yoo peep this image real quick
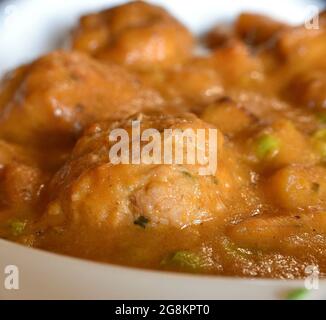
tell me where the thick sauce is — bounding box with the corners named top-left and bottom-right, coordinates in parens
top-left (1, 1), bottom-right (326, 278)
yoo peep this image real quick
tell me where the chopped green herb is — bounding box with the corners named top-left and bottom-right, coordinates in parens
top-left (9, 219), bottom-right (27, 236)
top-left (134, 216), bottom-right (149, 228)
top-left (312, 129), bottom-right (326, 160)
top-left (286, 288), bottom-right (309, 300)
top-left (161, 250), bottom-right (204, 272)
top-left (254, 134), bottom-right (280, 160)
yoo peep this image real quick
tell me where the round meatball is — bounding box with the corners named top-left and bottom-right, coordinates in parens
top-left (71, 1), bottom-right (194, 70)
top-left (44, 113), bottom-right (229, 230)
top-left (0, 51), bottom-right (163, 147)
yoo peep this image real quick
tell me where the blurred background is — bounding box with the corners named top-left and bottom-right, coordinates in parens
top-left (0, 0), bottom-right (325, 74)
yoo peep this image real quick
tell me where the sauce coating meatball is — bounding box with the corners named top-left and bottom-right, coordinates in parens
top-left (0, 51), bottom-right (163, 147)
top-left (44, 113), bottom-right (233, 230)
top-left (2, 3), bottom-right (326, 278)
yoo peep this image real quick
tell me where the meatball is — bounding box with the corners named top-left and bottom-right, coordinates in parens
top-left (44, 113), bottom-right (229, 230)
top-left (0, 51), bottom-right (163, 147)
top-left (71, 1), bottom-right (194, 70)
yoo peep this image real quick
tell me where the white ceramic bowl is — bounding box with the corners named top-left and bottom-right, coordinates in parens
top-left (0, 0), bottom-right (325, 300)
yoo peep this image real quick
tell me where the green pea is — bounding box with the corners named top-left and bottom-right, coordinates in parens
top-left (254, 134), bottom-right (280, 160)
top-left (286, 288), bottom-right (309, 300)
top-left (161, 250), bottom-right (204, 272)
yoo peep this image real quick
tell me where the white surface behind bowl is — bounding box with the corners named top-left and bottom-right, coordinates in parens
top-left (0, 0), bottom-right (325, 299)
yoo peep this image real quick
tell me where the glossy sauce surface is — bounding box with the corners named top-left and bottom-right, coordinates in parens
top-left (1, 1), bottom-right (326, 278)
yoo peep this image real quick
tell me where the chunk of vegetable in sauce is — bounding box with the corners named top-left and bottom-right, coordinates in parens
top-left (266, 165), bottom-right (326, 209)
top-left (251, 120), bottom-right (316, 169)
top-left (161, 251), bottom-right (204, 272)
